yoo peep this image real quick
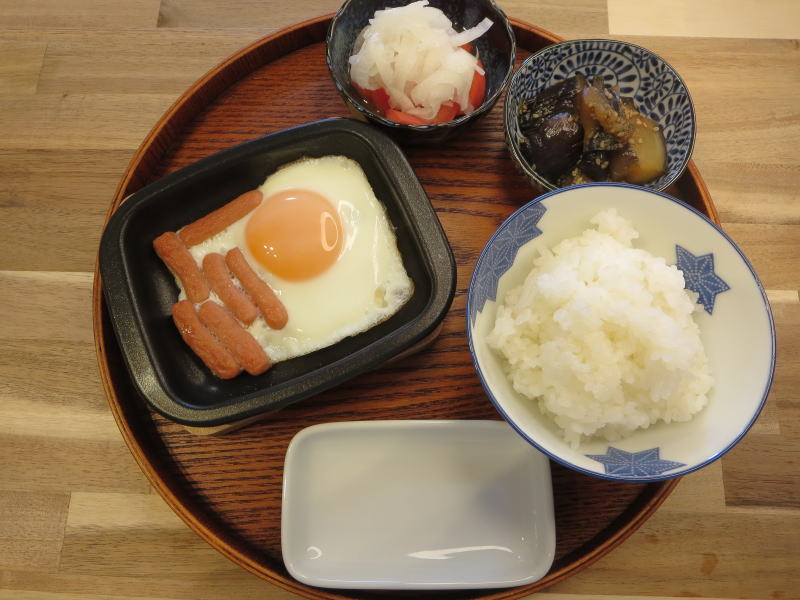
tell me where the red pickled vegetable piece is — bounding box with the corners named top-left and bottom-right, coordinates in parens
top-left (385, 109), bottom-right (430, 125)
top-left (352, 82), bottom-right (374, 105)
top-left (432, 101), bottom-right (459, 123)
top-left (468, 59), bottom-right (486, 112)
top-left (353, 82), bottom-right (391, 114)
top-left (371, 87), bottom-right (391, 113)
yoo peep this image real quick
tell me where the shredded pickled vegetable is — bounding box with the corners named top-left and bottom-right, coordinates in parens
top-left (348, 1), bottom-right (492, 121)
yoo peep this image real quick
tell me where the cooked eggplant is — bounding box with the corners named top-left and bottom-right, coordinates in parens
top-left (609, 113), bottom-right (667, 184)
top-left (517, 74), bottom-right (667, 187)
top-left (521, 111), bottom-right (583, 180)
top-left (558, 167), bottom-right (593, 187)
top-left (518, 75), bottom-right (585, 134)
top-left (576, 76), bottom-right (602, 147)
top-left (585, 129), bottom-right (623, 152)
top-left (579, 83), bottom-right (632, 142)
top-left (577, 150), bottom-right (611, 181)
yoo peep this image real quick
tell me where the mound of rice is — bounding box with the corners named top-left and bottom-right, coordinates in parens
top-left (486, 208), bottom-right (713, 447)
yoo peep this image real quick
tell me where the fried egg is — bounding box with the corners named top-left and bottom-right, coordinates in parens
top-left (184, 155), bottom-right (414, 363)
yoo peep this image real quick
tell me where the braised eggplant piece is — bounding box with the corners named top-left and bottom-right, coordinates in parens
top-left (578, 83), bottom-right (631, 142)
top-left (577, 150), bottom-right (611, 181)
top-left (609, 113), bottom-right (667, 184)
top-left (558, 167), bottom-right (593, 187)
top-left (520, 111), bottom-right (582, 180)
top-left (585, 130), bottom-right (623, 153)
top-left (518, 74), bottom-right (585, 133)
top-left (519, 75), bottom-right (585, 180)
top-left (517, 74), bottom-right (667, 186)
top-left (519, 75), bottom-right (586, 179)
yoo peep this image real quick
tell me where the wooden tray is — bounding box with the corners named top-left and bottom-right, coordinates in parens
top-left (93, 15), bottom-right (718, 599)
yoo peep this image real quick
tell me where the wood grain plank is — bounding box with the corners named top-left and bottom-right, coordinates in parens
top-left (58, 529), bottom-right (259, 579)
top-left (0, 270), bottom-right (148, 490)
top-left (153, 0), bottom-right (609, 38)
top-left (66, 492), bottom-right (188, 530)
top-left (722, 224), bottom-right (800, 291)
top-left (0, 342), bottom-right (121, 442)
top-left (604, 37), bottom-right (800, 227)
top-left (156, 0), bottom-right (346, 29)
top-left (608, 0), bottom-right (800, 39)
top-left (0, 150), bottom-right (134, 271)
top-left (0, 40), bottom-right (46, 93)
top-left (0, 0), bottom-right (160, 29)
top-left (658, 462), bottom-right (726, 513)
top-left (0, 272), bottom-right (93, 342)
top-left (747, 394), bottom-right (781, 436)
top-left (0, 570), bottom-right (295, 600)
top-left (548, 510), bottom-right (800, 598)
top-left (35, 31), bottom-right (261, 95)
top-left (703, 165), bottom-right (800, 227)
top-left (722, 434), bottom-right (800, 508)
top-left (0, 592), bottom-right (181, 600)
top-left (0, 270), bottom-right (128, 441)
top-left (767, 290), bottom-right (800, 304)
top-left (722, 299), bottom-right (800, 508)
top-left (0, 434), bottom-right (151, 495)
top-left (0, 592), bottom-right (178, 600)
top-left (0, 94), bottom-right (177, 151)
top-left (0, 492), bottom-right (69, 571)
top-left (502, 0), bottom-right (608, 38)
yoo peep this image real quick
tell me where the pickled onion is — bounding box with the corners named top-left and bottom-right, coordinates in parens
top-left (348, 1), bottom-right (492, 121)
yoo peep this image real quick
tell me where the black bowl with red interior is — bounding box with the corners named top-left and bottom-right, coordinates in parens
top-left (326, 0), bottom-right (516, 144)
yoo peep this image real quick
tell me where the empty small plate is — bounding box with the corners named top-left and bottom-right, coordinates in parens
top-left (281, 420), bottom-right (555, 589)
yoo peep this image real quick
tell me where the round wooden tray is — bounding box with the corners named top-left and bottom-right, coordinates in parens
top-left (93, 15), bottom-right (718, 599)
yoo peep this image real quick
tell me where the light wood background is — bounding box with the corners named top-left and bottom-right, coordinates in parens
top-left (1, 1), bottom-right (798, 600)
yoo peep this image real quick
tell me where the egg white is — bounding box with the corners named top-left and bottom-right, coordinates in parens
top-left (182, 155), bottom-right (414, 364)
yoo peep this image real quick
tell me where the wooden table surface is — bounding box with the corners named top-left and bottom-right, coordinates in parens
top-left (1, 1), bottom-right (798, 599)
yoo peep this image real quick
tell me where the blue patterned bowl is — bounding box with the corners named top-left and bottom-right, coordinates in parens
top-left (326, 0), bottom-right (515, 144)
top-left (504, 39), bottom-right (696, 192)
top-left (467, 184), bottom-right (775, 482)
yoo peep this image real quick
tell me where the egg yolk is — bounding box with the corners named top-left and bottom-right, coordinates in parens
top-left (245, 189), bottom-right (343, 281)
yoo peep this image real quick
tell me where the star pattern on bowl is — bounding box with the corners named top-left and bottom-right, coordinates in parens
top-left (469, 203), bottom-right (547, 324)
top-left (675, 245), bottom-right (730, 315)
top-left (586, 446), bottom-right (685, 477)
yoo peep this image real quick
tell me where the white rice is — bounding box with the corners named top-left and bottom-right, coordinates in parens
top-left (486, 209), bottom-right (713, 447)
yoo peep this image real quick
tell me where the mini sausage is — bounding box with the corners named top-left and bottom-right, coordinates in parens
top-left (171, 300), bottom-right (242, 379)
top-left (178, 189), bottom-right (263, 247)
top-left (153, 232), bottom-right (210, 303)
top-left (202, 252), bottom-right (259, 325)
top-left (198, 301), bottom-right (271, 376)
top-left (225, 247), bottom-right (288, 330)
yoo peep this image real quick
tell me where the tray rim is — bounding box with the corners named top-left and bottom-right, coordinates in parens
top-left (90, 13), bottom-right (711, 599)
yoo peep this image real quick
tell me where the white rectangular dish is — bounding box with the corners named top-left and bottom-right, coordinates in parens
top-left (281, 420), bottom-right (555, 589)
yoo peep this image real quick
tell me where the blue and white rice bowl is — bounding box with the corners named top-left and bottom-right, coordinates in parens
top-left (467, 184), bottom-right (775, 481)
top-left (504, 39), bottom-right (696, 192)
